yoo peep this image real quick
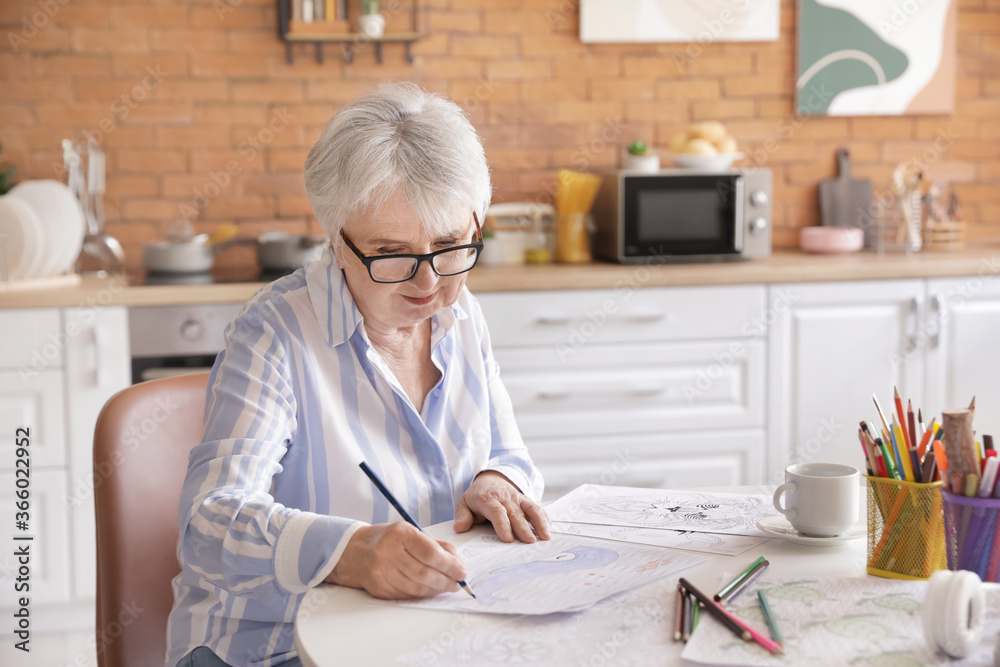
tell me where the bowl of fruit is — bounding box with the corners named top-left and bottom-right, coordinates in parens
top-left (667, 121), bottom-right (743, 171)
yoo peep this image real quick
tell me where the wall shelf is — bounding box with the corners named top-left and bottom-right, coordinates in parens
top-left (276, 1), bottom-right (423, 65)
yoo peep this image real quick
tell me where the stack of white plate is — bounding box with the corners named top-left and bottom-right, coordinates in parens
top-left (0, 180), bottom-right (86, 281)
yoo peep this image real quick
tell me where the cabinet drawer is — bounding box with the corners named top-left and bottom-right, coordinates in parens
top-left (0, 370), bottom-right (65, 468)
top-left (530, 430), bottom-right (764, 503)
top-left (497, 340), bottom-right (764, 438)
top-left (0, 469), bottom-right (71, 605)
top-left (477, 285), bottom-right (765, 348)
top-left (0, 309), bottom-right (63, 369)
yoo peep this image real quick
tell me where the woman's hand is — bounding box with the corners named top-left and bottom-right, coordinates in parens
top-left (453, 471), bottom-right (552, 543)
top-left (325, 523), bottom-right (468, 599)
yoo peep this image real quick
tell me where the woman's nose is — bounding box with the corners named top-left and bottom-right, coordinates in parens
top-left (410, 258), bottom-right (439, 290)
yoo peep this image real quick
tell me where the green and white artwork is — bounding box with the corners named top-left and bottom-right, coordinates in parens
top-left (797, 0), bottom-right (956, 116)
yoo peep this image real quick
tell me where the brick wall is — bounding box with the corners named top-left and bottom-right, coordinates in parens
top-left (1, 0), bottom-right (998, 270)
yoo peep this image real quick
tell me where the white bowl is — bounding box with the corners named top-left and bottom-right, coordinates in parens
top-left (800, 227), bottom-right (864, 254)
top-left (666, 152), bottom-right (744, 171)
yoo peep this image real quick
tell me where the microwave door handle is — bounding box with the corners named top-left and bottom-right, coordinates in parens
top-left (733, 176), bottom-right (746, 252)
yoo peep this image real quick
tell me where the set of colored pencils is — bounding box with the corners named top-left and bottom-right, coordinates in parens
top-left (674, 556), bottom-right (783, 654)
top-left (858, 388), bottom-right (945, 484)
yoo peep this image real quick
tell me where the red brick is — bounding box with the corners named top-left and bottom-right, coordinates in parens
top-left (190, 149), bottom-right (266, 173)
top-left (231, 81), bottom-right (305, 103)
top-left (151, 29), bottom-right (230, 52)
top-left (111, 7), bottom-right (187, 28)
top-left (428, 11), bottom-right (481, 32)
top-left (72, 29), bottom-right (148, 53)
top-left (157, 127), bottom-right (232, 148)
top-left (268, 148), bottom-right (310, 171)
top-left (33, 54), bottom-right (112, 77)
top-left (520, 80), bottom-right (585, 102)
top-left (116, 149), bottom-right (187, 173)
top-left (691, 99), bottom-right (755, 120)
top-left (487, 60), bottom-right (551, 79)
top-left (189, 7), bottom-right (267, 28)
top-left (591, 79), bottom-right (655, 101)
top-left (277, 194), bottom-right (314, 216)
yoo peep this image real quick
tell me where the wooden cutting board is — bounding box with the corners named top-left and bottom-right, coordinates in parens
top-left (819, 148), bottom-right (875, 248)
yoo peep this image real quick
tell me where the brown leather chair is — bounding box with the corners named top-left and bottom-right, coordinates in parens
top-left (93, 373), bottom-right (209, 667)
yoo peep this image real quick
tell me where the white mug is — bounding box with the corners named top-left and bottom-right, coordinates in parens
top-left (773, 462), bottom-right (860, 537)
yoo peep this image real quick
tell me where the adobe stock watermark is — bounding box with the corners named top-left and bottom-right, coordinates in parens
top-left (889, 255), bottom-right (1000, 368)
top-left (672, 0), bottom-right (752, 71)
top-left (7, 0), bottom-right (69, 53)
top-left (17, 275), bottom-right (128, 383)
top-left (682, 288), bottom-right (796, 401)
top-left (555, 249), bottom-right (672, 362)
top-left (178, 107), bottom-right (294, 219)
top-left (51, 67), bottom-right (168, 178)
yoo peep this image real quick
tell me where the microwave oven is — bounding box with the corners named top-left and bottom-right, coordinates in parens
top-left (591, 168), bottom-right (772, 263)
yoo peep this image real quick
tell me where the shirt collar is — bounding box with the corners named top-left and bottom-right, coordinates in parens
top-left (306, 247), bottom-right (469, 349)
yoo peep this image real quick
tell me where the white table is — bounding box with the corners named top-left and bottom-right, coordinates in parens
top-left (294, 486), bottom-right (872, 666)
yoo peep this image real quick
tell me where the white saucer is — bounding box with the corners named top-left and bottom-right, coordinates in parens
top-left (756, 515), bottom-right (865, 547)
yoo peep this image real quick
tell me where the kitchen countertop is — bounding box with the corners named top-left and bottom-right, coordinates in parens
top-left (2, 246), bottom-right (999, 309)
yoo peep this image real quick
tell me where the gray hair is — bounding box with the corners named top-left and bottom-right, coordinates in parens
top-left (304, 82), bottom-right (492, 243)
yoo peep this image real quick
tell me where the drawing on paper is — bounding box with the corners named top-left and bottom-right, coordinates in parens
top-left (547, 485), bottom-right (777, 536)
top-left (551, 522), bottom-right (770, 557)
top-left (476, 546), bottom-right (619, 605)
top-left (397, 534), bottom-right (707, 616)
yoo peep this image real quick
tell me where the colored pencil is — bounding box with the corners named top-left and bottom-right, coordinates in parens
top-left (917, 418), bottom-right (936, 460)
top-left (673, 584), bottom-right (685, 641)
top-left (918, 408), bottom-right (925, 440)
top-left (721, 559), bottom-right (770, 605)
top-left (714, 556), bottom-right (766, 602)
top-left (894, 387), bottom-right (912, 453)
top-left (872, 393), bottom-right (893, 442)
top-left (757, 590), bottom-right (783, 645)
top-left (358, 462), bottom-right (476, 599)
top-left (680, 578), bottom-right (784, 655)
top-left (907, 401), bottom-right (917, 460)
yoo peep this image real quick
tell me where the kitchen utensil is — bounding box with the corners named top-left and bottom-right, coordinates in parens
top-left (8, 180), bottom-right (86, 277)
top-left (800, 226), bottom-right (864, 254)
top-left (142, 235), bottom-right (253, 274)
top-left (0, 195), bottom-right (44, 281)
top-left (666, 152), bottom-right (743, 171)
top-left (819, 148), bottom-right (874, 248)
top-left (257, 232), bottom-right (326, 272)
top-left (63, 139), bottom-right (125, 272)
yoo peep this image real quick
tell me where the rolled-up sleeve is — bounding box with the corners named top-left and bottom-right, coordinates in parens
top-left (178, 304), bottom-right (363, 599)
top-left (473, 300), bottom-right (545, 502)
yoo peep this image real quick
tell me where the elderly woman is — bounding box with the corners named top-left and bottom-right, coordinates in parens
top-left (165, 82), bottom-right (550, 667)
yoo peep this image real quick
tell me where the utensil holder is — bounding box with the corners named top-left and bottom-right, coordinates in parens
top-left (866, 476), bottom-right (946, 580)
top-left (942, 491), bottom-right (1000, 583)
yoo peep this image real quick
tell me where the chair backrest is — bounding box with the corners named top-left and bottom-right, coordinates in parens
top-left (93, 373), bottom-right (209, 667)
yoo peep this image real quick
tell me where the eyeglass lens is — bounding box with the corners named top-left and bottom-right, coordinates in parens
top-left (369, 246), bottom-right (478, 282)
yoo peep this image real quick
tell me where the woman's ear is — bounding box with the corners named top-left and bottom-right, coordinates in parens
top-left (332, 238), bottom-right (348, 270)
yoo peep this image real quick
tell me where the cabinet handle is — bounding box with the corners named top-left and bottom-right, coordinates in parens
top-left (907, 297), bottom-right (921, 350)
top-left (628, 311), bottom-right (667, 322)
top-left (537, 384), bottom-right (667, 400)
top-left (93, 326), bottom-right (105, 387)
top-left (535, 314), bottom-right (571, 325)
top-left (931, 294), bottom-right (944, 349)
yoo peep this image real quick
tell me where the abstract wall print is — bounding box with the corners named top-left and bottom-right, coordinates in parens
top-left (797, 0), bottom-right (957, 116)
top-left (580, 0), bottom-right (780, 43)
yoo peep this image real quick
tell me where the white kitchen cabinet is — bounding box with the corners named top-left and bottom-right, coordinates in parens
top-left (478, 285), bottom-right (769, 495)
top-left (64, 306), bottom-right (131, 601)
top-left (766, 280), bottom-right (925, 479)
top-left (0, 469), bottom-right (72, 605)
top-left (0, 306), bottom-right (130, 632)
top-left (925, 276), bottom-right (1000, 439)
top-left (530, 429), bottom-right (765, 503)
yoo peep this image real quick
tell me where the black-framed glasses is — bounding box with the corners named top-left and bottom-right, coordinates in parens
top-left (340, 212), bottom-right (484, 284)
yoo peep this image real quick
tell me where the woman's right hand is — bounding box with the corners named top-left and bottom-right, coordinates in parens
top-left (324, 523), bottom-right (468, 599)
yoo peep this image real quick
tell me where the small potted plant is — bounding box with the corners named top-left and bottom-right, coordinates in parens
top-left (0, 143), bottom-right (17, 195)
top-left (623, 140), bottom-right (660, 173)
top-left (358, 0), bottom-right (385, 38)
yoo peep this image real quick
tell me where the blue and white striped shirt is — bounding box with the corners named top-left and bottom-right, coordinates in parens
top-left (164, 249), bottom-right (544, 667)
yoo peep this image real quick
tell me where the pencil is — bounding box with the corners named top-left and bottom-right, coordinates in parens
top-left (714, 556), bottom-right (766, 602)
top-left (720, 558), bottom-right (769, 605)
top-left (358, 462), bottom-right (476, 599)
top-left (907, 401), bottom-right (917, 459)
top-left (673, 584), bottom-right (685, 641)
top-left (894, 387), bottom-right (912, 453)
top-left (680, 578), bottom-right (784, 655)
top-left (757, 589), bottom-right (783, 645)
top-left (872, 393), bottom-right (893, 441)
top-left (682, 589), bottom-right (693, 641)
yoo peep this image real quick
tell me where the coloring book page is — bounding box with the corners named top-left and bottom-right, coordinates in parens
top-left (683, 577), bottom-right (1000, 666)
top-left (550, 521), bottom-right (771, 556)
top-left (546, 484), bottom-right (778, 537)
top-left (396, 534), bottom-right (706, 615)
top-left (397, 580), bottom-right (683, 667)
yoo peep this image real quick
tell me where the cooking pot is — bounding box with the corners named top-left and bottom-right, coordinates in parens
top-left (258, 232), bottom-right (326, 273)
top-left (142, 233), bottom-right (328, 275)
